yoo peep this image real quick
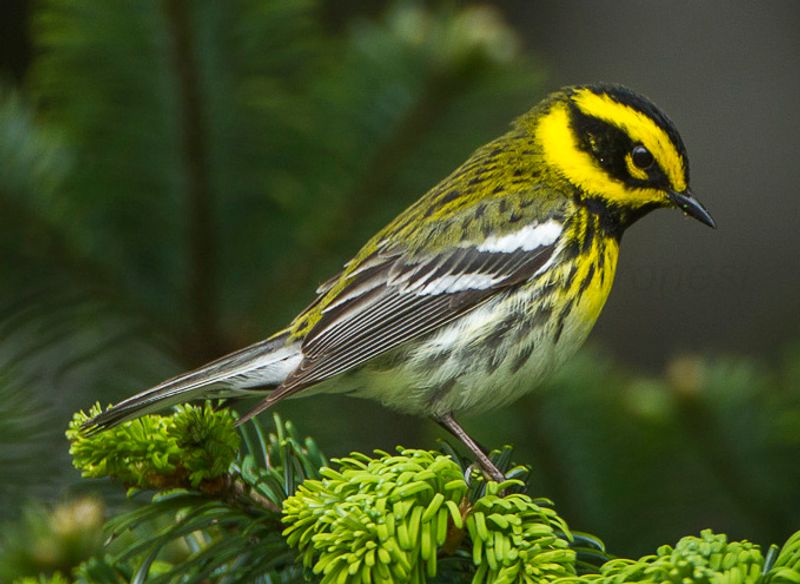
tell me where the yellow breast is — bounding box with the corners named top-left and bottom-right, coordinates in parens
top-left (575, 237), bottom-right (619, 325)
top-left (547, 211), bottom-right (620, 342)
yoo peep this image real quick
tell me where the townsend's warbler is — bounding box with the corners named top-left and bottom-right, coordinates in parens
top-left (84, 84), bottom-right (715, 481)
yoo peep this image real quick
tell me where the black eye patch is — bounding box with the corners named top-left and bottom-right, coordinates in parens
top-left (569, 104), bottom-right (634, 181)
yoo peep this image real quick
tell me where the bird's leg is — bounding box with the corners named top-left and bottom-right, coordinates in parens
top-left (435, 413), bottom-right (506, 483)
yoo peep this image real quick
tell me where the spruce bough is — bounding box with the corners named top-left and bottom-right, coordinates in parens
top-left (63, 405), bottom-right (800, 584)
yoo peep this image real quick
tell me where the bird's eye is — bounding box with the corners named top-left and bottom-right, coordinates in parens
top-left (631, 145), bottom-right (654, 170)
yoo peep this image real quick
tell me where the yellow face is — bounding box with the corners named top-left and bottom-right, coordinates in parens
top-left (534, 85), bottom-right (712, 227)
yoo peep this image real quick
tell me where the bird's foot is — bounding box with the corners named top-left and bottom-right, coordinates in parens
top-left (475, 457), bottom-right (507, 484)
top-left (435, 413), bottom-right (507, 485)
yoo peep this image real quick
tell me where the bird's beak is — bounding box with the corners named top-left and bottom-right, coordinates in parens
top-left (668, 189), bottom-right (716, 228)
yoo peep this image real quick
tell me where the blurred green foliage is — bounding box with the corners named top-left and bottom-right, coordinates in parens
top-left (498, 348), bottom-right (800, 553)
top-left (0, 497), bottom-right (104, 583)
top-left (0, 0), bottom-right (798, 581)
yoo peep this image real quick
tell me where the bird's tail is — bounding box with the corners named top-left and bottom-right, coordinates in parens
top-left (82, 333), bottom-right (302, 433)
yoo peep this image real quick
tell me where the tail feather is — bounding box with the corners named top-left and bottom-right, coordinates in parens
top-left (235, 373), bottom-right (309, 426)
top-left (82, 334), bottom-right (302, 433)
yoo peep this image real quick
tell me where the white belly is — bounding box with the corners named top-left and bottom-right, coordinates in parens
top-left (318, 286), bottom-right (594, 417)
top-left (311, 237), bottom-right (619, 417)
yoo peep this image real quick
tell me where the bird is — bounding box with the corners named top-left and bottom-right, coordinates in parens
top-left (83, 83), bottom-right (715, 482)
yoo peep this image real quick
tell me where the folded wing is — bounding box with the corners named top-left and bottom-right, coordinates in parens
top-left (239, 218), bottom-right (563, 421)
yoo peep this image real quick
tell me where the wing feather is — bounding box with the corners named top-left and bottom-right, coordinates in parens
top-left (236, 218), bottom-right (565, 423)
top-left (288, 229), bottom-right (561, 392)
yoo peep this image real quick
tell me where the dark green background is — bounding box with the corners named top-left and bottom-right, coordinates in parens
top-left (1, 0), bottom-right (798, 567)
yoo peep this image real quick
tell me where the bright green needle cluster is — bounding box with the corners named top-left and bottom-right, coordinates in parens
top-left (572, 529), bottom-right (765, 584)
top-left (67, 403), bottom-right (240, 490)
top-left (467, 481), bottom-right (574, 583)
top-left (282, 448), bottom-right (575, 584)
top-left (283, 449), bottom-right (466, 583)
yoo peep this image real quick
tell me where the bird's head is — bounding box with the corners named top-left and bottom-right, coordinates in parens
top-left (530, 83), bottom-right (715, 229)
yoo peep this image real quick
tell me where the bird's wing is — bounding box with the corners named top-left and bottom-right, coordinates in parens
top-left (243, 217), bottom-right (564, 416)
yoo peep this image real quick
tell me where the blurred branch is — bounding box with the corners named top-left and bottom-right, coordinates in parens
top-left (326, 67), bottom-right (472, 246)
top-left (274, 5), bottom-right (525, 301)
top-left (272, 67), bottom-right (467, 298)
top-left (162, 0), bottom-right (222, 362)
